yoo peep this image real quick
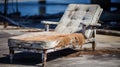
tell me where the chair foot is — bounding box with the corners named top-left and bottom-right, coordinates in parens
top-left (9, 49), bottom-right (14, 63)
top-left (42, 50), bottom-right (47, 67)
top-left (92, 42), bottom-right (96, 51)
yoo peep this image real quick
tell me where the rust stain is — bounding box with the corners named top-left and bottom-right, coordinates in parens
top-left (55, 33), bottom-right (85, 48)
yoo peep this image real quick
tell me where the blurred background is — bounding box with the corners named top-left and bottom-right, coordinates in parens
top-left (0, 0), bottom-right (120, 30)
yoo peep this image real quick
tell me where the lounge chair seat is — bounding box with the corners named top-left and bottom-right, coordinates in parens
top-left (9, 32), bottom-right (84, 50)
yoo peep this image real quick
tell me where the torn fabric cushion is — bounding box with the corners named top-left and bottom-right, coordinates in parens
top-left (8, 32), bottom-right (85, 49)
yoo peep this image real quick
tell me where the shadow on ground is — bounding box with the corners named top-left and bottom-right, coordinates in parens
top-left (0, 48), bottom-right (78, 66)
top-left (0, 48), bottom-right (120, 67)
top-left (87, 53), bottom-right (120, 61)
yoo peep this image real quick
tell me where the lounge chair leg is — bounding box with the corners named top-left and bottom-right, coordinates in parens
top-left (9, 49), bottom-right (14, 63)
top-left (92, 41), bottom-right (96, 51)
top-left (45, 24), bottom-right (49, 31)
top-left (92, 29), bottom-right (96, 51)
top-left (42, 49), bottom-right (47, 67)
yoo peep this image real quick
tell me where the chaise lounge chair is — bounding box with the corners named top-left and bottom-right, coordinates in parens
top-left (8, 4), bottom-right (103, 67)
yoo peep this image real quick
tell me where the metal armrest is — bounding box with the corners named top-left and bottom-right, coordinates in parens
top-left (41, 21), bottom-right (59, 25)
top-left (41, 21), bottom-right (59, 31)
top-left (90, 23), bottom-right (101, 27)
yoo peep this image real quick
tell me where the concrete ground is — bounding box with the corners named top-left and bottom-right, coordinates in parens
top-left (0, 26), bottom-right (120, 67)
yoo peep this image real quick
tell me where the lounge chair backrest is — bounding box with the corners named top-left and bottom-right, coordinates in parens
top-left (55, 4), bottom-right (103, 38)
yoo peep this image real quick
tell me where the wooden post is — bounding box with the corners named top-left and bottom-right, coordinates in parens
top-left (4, 0), bottom-right (8, 15)
top-left (39, 0), bottom-right (46, 4)
top-left (3, 0), bottom-right (8, 28)
top-left (16, 0), bottom-right (19, 12)
top-left (39, 0), bottom-right (46, 15)
top-left (3, 22), bottom-right (8, 28)
top-left (9, 49), bottom-right (14, 63)
top-left (92, 28), bottom-right (96, 51)
top-left (42, 49), bottom-right (47, 67)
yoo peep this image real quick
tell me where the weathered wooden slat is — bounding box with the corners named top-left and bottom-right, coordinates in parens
top-left (97, 29), bottom-right (120, 36)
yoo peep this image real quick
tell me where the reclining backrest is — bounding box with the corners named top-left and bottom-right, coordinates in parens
top-left (55, 4), bottom-right (103, 38)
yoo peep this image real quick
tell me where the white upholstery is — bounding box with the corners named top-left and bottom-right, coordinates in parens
top-left (55, 4), bottom-right (103, 38)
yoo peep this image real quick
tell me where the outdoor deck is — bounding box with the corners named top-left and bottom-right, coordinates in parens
top-left (0, 25), bottom-right (120, 67)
